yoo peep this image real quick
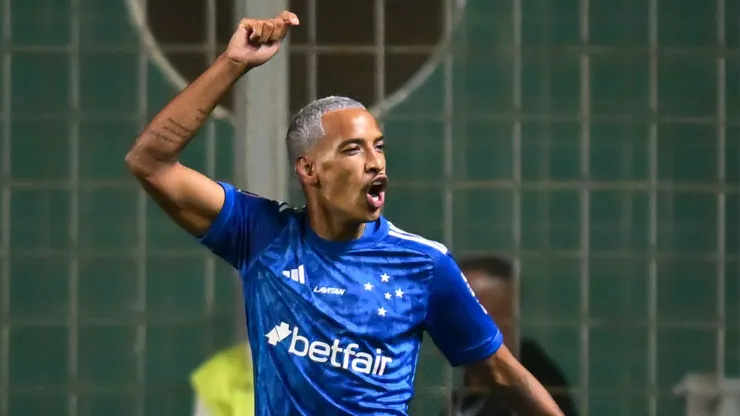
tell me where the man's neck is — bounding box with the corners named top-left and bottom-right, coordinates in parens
top-left (306, 203), bottom-right (366, 242)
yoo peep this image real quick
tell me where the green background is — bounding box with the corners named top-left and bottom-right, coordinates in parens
top-left (2, 0), bottom-right (739, 415)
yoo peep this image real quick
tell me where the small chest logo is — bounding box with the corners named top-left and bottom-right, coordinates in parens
top-left (313, 286), bottom-right (345, 296)
top-left (282, 265), bottom-right (305, 284)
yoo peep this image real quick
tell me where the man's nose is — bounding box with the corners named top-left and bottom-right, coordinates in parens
top-left (365, 149), bottom-right (385, 173)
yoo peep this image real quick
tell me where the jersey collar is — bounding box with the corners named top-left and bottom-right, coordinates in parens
top-left (304, 215), bottom-right (389, 253)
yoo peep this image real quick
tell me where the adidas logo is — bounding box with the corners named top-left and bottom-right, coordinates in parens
top-left (265, 322), bottom-right (291, 346)
top-left (282, 265), bottom-right (305, 284)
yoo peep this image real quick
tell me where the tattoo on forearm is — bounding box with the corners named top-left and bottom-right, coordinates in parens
top-left (143, 111), bottom-right (208, 144)
top-left (164, 117), bottom-right (196, 137)
top-left (129, 108), bottom-right (211, 163)
top-left (146, 128), bottom-right (179, 145)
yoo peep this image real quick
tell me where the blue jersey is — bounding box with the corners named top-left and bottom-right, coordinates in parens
top-left (198, 183), bottom-right (503, 416)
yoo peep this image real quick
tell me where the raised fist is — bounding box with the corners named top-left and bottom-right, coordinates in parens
top-left (226, 11), bottom-right (300, 69)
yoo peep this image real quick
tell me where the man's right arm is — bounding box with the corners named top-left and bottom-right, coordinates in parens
top-left (124, 54), bottom-right (246, 237)
top-left (125, 12), bottom-right (298, 239)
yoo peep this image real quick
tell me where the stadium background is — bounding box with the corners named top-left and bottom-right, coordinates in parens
top-left (1, 0), bottom-right (739, 415)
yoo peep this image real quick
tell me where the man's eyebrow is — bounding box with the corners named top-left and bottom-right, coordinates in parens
top-left (337, 138), bottom-right (365, 147)
top-left (337, 136), bottom-right (384, 147)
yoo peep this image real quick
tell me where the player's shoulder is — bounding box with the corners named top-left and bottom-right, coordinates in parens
top-left (383, 221), bottom-right (449, 261)
top-left (230, 186), bottom-right (300, 219)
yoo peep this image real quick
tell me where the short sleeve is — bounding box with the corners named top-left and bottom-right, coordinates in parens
top-left (424, 254), bottom-right (504, 367)
top-left (197, 182), bottom-right (282, 270)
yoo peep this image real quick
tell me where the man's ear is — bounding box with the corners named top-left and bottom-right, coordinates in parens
top-left (296, 156), bottom-right (317, 185)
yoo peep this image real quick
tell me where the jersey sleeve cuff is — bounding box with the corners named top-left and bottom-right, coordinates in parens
top-left (197, 181), bottom-right (236, 247)
top-left (447, 330), bottom-right (504, 367)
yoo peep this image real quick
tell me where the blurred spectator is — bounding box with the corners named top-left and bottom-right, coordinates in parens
top-left (191, 341), bottom-right (255, 416)
top-left (443, 256), bottom-right (579, 416)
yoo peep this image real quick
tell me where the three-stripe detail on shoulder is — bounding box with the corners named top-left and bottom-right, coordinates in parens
top-left (387, 223), bottom-right (448, 254)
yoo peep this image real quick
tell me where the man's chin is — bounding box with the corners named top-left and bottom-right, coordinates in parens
top-left (360, 207), bottom-right (382, 223)
top-left (366, 212), bottom-right (382, 222)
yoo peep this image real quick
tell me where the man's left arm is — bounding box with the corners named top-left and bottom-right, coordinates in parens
top-left (424, 254), bottom-right (563, 416)
top-left (467, 344), bottom-right (564, 415)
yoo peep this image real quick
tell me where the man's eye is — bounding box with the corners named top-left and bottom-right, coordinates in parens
top-left (344, 146), bottom-right (360, 154)
top-left (375, 143), bottom-right (385, 151)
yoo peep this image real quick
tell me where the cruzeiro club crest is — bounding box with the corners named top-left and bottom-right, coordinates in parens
top-left (126, 0), bottom-right (466, 119)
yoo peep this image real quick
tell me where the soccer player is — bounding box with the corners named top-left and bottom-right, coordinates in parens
top-left (125, 11), bottom-right (563, 416)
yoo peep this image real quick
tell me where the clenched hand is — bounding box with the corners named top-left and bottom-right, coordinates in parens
top-left (226, 10), bottom-right (300, 70)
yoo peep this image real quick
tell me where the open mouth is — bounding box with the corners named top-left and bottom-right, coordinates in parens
top-left (365, 176), bottom-right (388, 209)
